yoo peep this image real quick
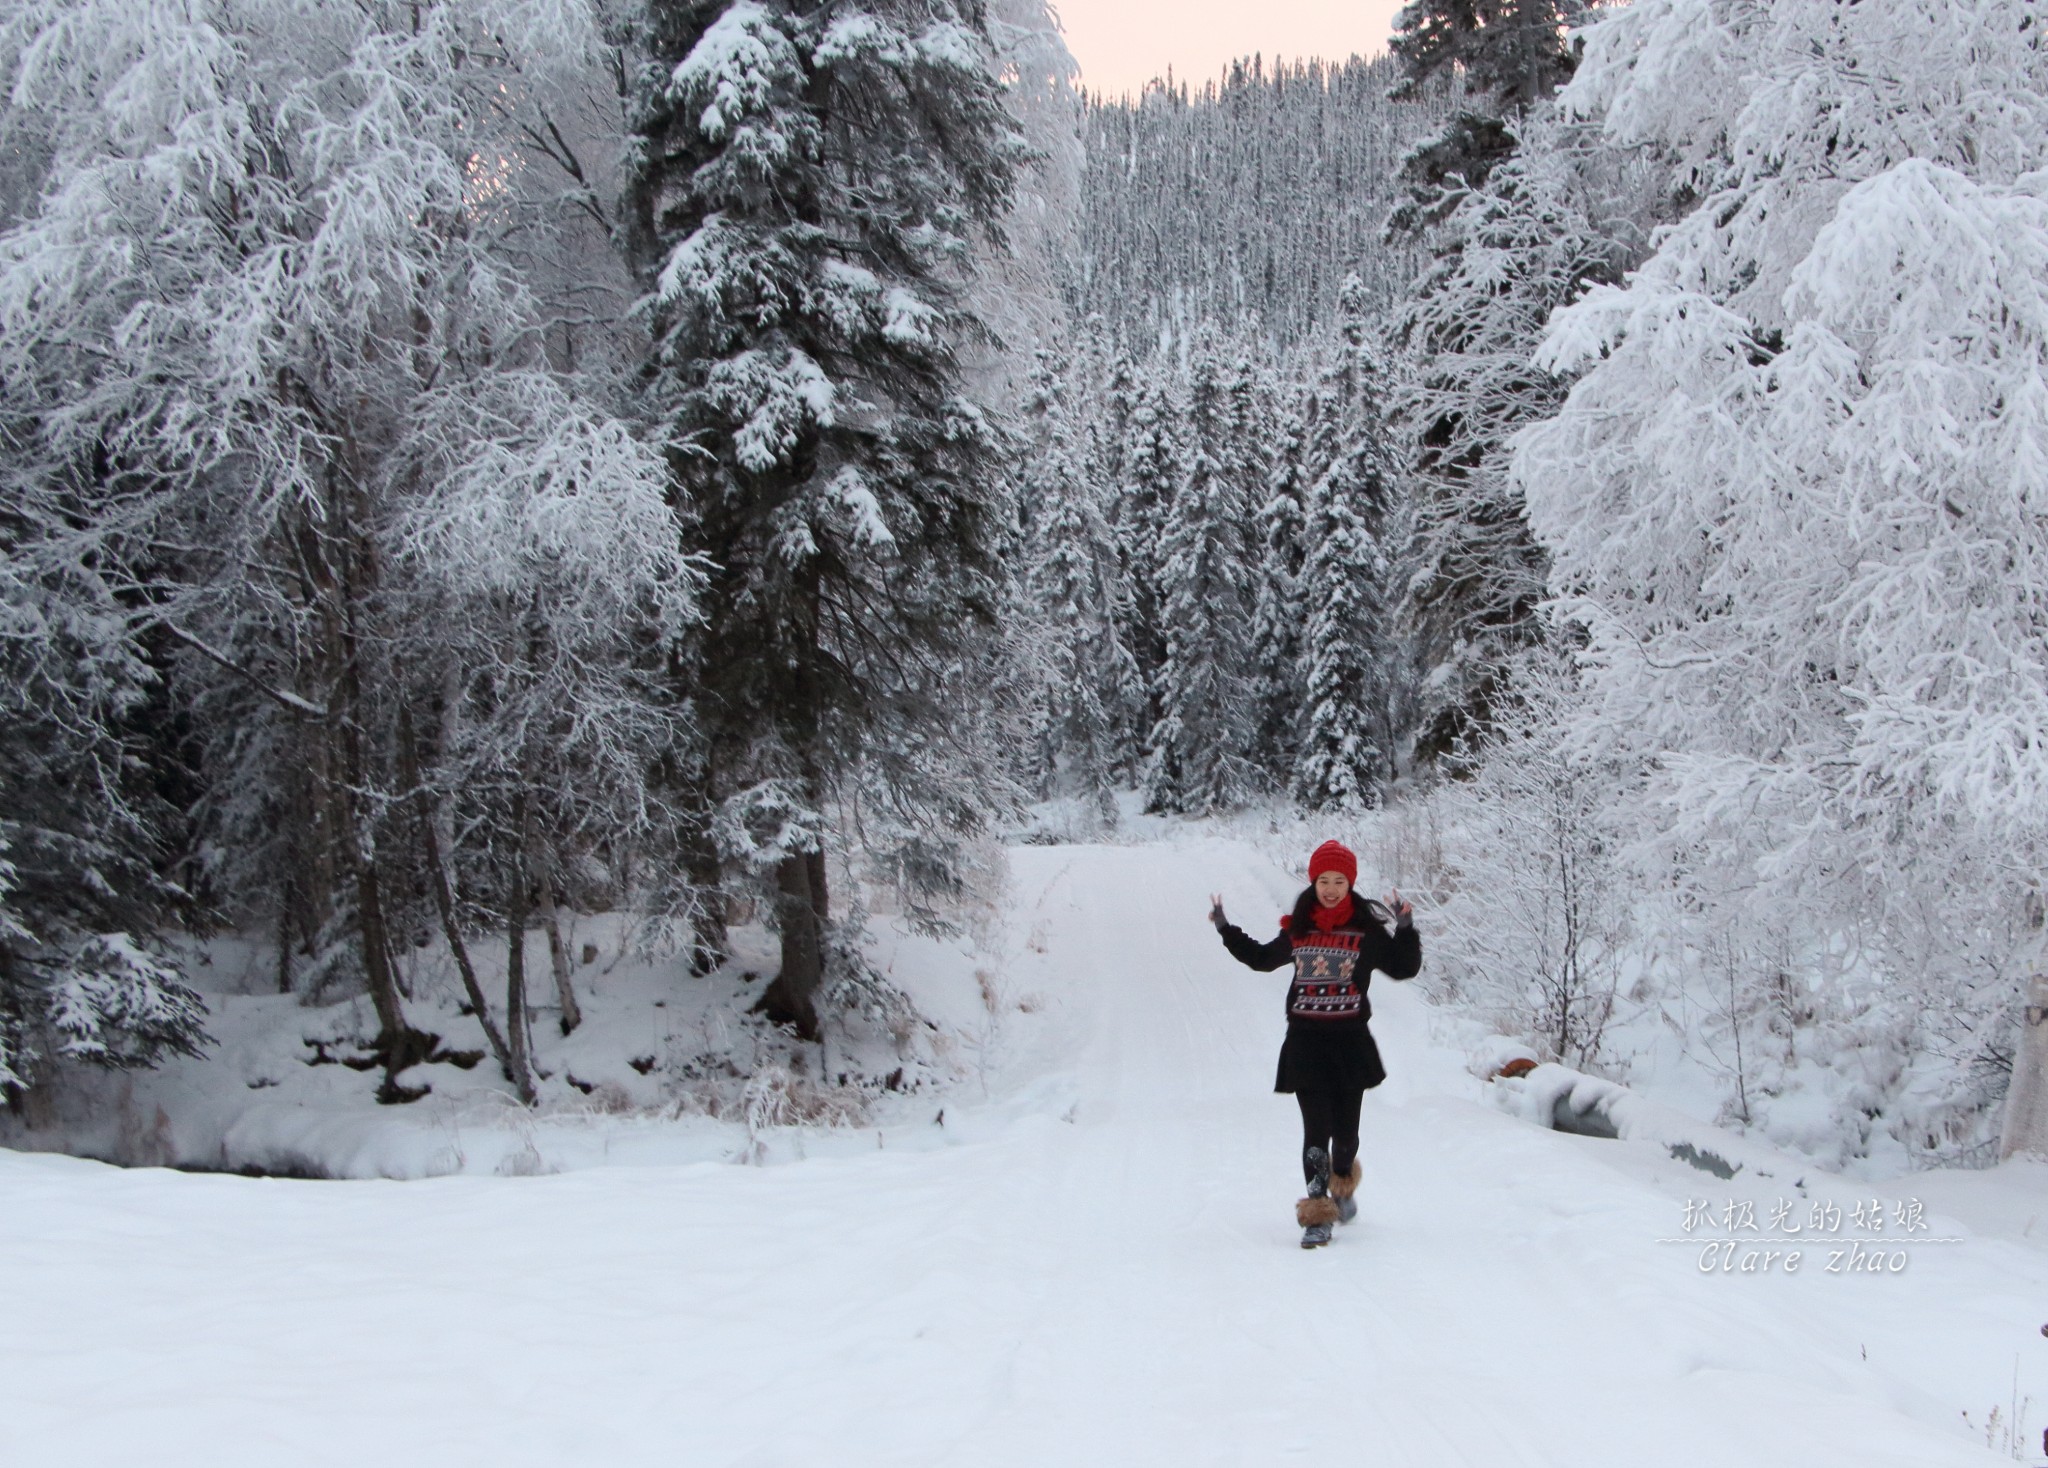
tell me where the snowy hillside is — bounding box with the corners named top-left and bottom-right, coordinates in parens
top-left (4, 832), bottom-right (2045, 1467)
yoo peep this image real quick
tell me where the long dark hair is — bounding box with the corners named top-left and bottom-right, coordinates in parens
top-left (1290, 885), bottom-right (1393, 933)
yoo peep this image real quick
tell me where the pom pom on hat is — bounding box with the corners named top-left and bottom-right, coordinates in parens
top-left (1308, 840), bottom-right (1357, 885)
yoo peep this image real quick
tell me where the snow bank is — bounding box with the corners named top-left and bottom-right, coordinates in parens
top-left (0, 906), bottom-right (1030, 1181)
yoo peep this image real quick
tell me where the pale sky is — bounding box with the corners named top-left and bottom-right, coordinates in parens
top-left (1052, 0), bottom-right (1409, 99)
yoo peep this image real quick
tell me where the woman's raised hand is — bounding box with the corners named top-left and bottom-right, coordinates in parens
top-left (1208, 893), bottom-right (1227, 931)
top-left (1385, 888), bottom-right (1413, 927)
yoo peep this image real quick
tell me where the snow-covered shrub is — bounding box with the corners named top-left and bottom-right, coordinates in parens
top-left (741, 1062), bottom-right (868, 1139)
top-left (1423, 651), bottom-right (1633, 1069)
top-left (1, 925), bottom-right (208, 1096)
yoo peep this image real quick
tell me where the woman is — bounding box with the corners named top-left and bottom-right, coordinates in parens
top-left (1210, 839), bottom-right (1420, 1249)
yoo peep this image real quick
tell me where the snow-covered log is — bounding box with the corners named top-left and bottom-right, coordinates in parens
top-left (1493, 1062), bottom-right (1791, 1179)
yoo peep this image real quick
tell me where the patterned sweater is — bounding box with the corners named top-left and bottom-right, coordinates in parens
top-left (1219, 891), bottom-right (1422, 1024)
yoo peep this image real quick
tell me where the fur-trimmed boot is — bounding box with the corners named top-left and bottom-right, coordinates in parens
top-left (1297, 1145), bottom-right (1337, 1248)
top-left (1329, 1158), bottom-right (1362, 1225)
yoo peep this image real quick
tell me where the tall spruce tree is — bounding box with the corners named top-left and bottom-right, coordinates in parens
top-left (1116, 369), bottom-right (1182, 752)
top-left (1248, 390), bottom-right (1310, 781)
top-left (1293, 440), bottom-right (1396, 810)
top-left (627, 0), bottom-right (1024, 1038)
top-left (1026, 349), bottom-right (1134, 830)
top-left (1084, 338), bottom-right (1148, 771)
top-left (1293, 283), bottom-right (1398, 808)
top-left (1145, 329), bottom-right (1257, 814)
top-left (1389, 0), bottom-right (1587, 215)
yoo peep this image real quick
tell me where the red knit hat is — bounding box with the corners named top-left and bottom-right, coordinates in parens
top-left (1308, 840), bottom-right (1357, 886)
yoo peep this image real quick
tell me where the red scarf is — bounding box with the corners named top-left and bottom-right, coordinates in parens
top-left (1309, 894), bottom-right (1354, 932)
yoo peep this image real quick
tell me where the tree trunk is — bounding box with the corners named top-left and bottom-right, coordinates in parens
top-left (424, 817), bottom-right (515, 1077)
top-left (755, 849), bottom-right (826, 1041)
top-left (275, 878), bottom-right (295, 995)
top-left (685, 810), bottom-right (728, 977)
top-left (511, 741), bottom-right (582, 1035)
top-left (306, 474), bottom-right (429, 1082)
top-left (2000, 972), bottom-right (2048, 1160)
top-left (419, 812), bottom-right (514, 1076)
top-left (396, 707), bottom-right (513, 1073)
top-left (533, 852), bottom-right (582, 1036)
top-left (344, 793), bottom-right (436, 1096)
top-left (338, 769), bottom-right (419, 1064)
top-left (505, 806), bottom-right (537, 1106)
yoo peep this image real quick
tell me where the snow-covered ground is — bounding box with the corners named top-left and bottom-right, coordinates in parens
top-left (5, 832), bottom-right (2047, 1466)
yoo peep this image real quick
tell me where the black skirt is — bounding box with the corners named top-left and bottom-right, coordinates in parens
top-left (1274, 1020), bottom-right (1387, 1094)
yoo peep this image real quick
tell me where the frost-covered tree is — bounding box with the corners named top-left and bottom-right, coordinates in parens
top-left (1146, 330), bottom-right (1258, 813)
top-left (393, 373), bottom-right (701, 1085)
top-left (1025, 350), bottom-right (1135, 831)
top-left (1389, 0), bottom-right (1588, 215)
top-left (1247, 392), bottom-right (1310, 781)
top-left (1516, 0), bottom-right (2048, 1159)
top-left (0, 0), bottom-right (687, 1098)
top-left (1384, 2), bottom-right (1647, 769)
top-left (1115, 369), bottom-right (1182, 747)
top-left (1292, 287), bottom-right (1400, 809)
top-left (1396, 111), bottom-right (1652, 763)
top-left (1425, 649), bottom-right (1630, 1067)
top-left (967, 0), bottom-right (1081, 409)
top-left (629, 0), bottom-right (1025, 1038)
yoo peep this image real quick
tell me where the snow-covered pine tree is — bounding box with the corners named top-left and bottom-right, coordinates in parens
top-left (629, 0), bottom-right (1026, 1038)
top-left (1388, 0), bottom-right (1588, 218)
top-left (1025, 348), bottom-right (1135, 832)
top-left (1223, 338), bottom-right (1278, 582)
top-left (1145, 328), bottom-right (1259, 814)
top-left (0, 21), bottom-right (210, 1084)
top-left (1248, 389), bottom-right (1311, 782)
top-left (1115, 366), bottom-right (1182, 754)
top-left (1292, 285), bottom-right (1399, 810)
top-left (1081, 334), bottom-right (1149, 770)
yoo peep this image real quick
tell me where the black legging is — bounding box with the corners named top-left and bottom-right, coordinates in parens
top-left (1297, 1087), bottom-right (1365, 1184)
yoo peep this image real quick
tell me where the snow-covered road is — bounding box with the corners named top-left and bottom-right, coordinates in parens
top-left (4, 837), bottom-right (2044, 1466)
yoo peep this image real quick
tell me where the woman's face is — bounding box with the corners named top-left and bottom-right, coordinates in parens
top-left (1314, 870), bottom-right (1351, 908)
